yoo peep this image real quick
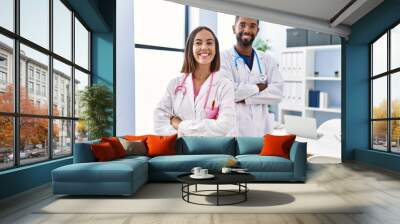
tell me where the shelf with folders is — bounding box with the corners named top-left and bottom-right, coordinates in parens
top-left (305, 76), bottom-right (341, 81)
top-left (278, 45), bottom-right (341, 124)
top-left (305, 107), bottom-right (341, 113)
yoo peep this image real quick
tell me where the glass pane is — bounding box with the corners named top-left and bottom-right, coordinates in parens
top-left (74, 69), bottom-right (89, 118)
top-left (20, 44), bottom-right (49, 115)
top-left (53, 0), bottom-right (72, 60)
top-left (0, 34), bottom-right (14, 113)
top-left (372, 121), bottom-right (388, 151)
top-left (20, 0), bottom-right (49, 49)
top-left (20, 117), bottom-right (49, 165)
top-left (75, 120), bottom-right (88, 143)
top-left (391, 120), bottom-right (400, 153)
top-left (135, 48), bottom-right (183, 134)
top-left (189, 7), bottom-right (199, 33)
top-left (0, 116), bottom-right (13, 170)
top-left (0, 0), bottom-right (14, 31)
top-left (372, 77), bottom-right (387, 119)
top-left (53, 119), bottom-right (72, 157)
top-left (53, 59), bottom-right (72, 117)
top-left (74, 18), bottom-right (89, 70)
top-left (391, 24), bottom-right (400, 70)
top-left (372, 33), bottom-right (387, 76)
top-left (217, 13), bottom-right (236, 51)
top-left (134, 0), bottom-right (185, 48)
top-left (391, 72), bottom-right (400, 118)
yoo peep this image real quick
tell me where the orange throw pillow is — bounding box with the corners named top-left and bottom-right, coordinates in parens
top-left (101, 137), bottom-right (127, 158)
top-left (146, 134), bottom-right (177, 157)
top-left (259, 134), bottom-right (296, 159)
top-left (124, 135), bottom-right (149, 141)
top-left (91, 142), bottom-right (117, 161)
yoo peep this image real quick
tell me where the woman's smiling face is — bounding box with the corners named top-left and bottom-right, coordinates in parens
top-left (192, 29), bottom-right (216, 65)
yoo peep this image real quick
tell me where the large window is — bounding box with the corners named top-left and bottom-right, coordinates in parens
top-left (134, 0), bottom-right (195, 134)
top-left (0, 0), bottom-right (91, 170)
top-left (371, 23), bottom-right (400, 153)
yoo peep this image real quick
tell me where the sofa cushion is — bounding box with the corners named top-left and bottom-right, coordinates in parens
top-left (74, 140), bottom-right (100, 163)
top-left (176, 136), bottom-right (236, 155)
top-left (91, 142), bottom-right (118, 161)
top-left (236, 155), bottom-right (293, 172)
top-left (260, 134), bottom-right (296, 159)
top-left (147, 135), bottom-right (177, 157)
top-left (118, 138), bottom-right (147, 156)
top-left (52, 158), bottom-right (147, 183)
top-left (101, 137), bottom-right (127, 158)
top-left (148, 154), bottom-right (235, 172)
top-left (236, 137), bottom-right (263, 155)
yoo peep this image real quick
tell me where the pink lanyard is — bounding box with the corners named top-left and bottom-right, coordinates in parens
top-left (175, 73), bottom-right (214, 109)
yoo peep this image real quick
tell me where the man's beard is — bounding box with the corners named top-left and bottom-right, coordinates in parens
top-left (236, 32), bottom-right (255, 47)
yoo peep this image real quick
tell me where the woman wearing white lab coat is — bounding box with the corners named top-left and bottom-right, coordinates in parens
top-left (153, 26), bottom-right (236, 137)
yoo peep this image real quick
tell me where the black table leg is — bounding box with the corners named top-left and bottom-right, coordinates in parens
top-left (217, 184), bottom-right (219, 206)
top-left (245, 183), bottom-right (247, 201)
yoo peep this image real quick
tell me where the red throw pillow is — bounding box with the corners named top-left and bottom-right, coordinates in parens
top-left (259, 134), bottom-right (296, 159)
top-left (101, 137), bottom-right (127, 158)
top-left (146, 134), bottom-right (177, 157)
top-left (91, 142), bottom-right (117, 161)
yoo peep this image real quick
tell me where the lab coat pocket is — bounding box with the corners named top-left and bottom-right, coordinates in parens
top-left (205, 106), bottom-right (219, 120)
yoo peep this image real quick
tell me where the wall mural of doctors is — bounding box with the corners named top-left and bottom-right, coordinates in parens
top-left (220, 16), bottom-right (284, 137)
top-left (154, 26), bottom-right (236, 137)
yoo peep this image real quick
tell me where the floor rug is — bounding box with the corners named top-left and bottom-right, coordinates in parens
top-left (37, 183), bottom-right (361, 214)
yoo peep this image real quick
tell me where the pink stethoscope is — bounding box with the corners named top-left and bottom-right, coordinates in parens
top-left (174, 73), bottom-right (215, 109)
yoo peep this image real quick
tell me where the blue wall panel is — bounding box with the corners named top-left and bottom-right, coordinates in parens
top-left (91, 32), bottom-right (114, 135)
top-left (92, 32), bottom-right (114, 87)
top-left (0, 158), bottom-right (72, 199)
top-left (344, 0), bottom-right (400, 170)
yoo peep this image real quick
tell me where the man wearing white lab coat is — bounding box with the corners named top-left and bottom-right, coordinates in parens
top-left (219, 16), bottom-right (283, 137)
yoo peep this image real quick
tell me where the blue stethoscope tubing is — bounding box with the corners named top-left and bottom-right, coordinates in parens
top-left (233, 49), bottom-right (266, 82)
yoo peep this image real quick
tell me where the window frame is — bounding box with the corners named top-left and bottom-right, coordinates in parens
top-left (133, 2), bottom-right (189, 134)
top-left (370, 19), bottom-right (400, 154)
top-left (0, 0), bottom-right (92, 171)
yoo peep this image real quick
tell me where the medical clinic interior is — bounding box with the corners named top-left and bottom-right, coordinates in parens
top-left (0, 0), bottom-right (400, 223)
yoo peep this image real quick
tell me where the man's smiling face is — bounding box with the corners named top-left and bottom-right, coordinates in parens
top-left (233, 17), bottom-right (259, 47)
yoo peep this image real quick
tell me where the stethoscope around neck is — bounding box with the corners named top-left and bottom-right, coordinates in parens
top-left (233, 48), bottom-right (266, 82)
top-left (174, 73), bottom-right (214, 109)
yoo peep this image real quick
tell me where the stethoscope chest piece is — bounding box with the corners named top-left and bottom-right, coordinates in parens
top-left (259, 74), bottom-right (267, 82)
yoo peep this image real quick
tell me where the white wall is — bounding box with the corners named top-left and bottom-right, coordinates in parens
top-left (116, 0), bottom-right (135, 135)
top-left (258, 22), bottom-right (290, 63)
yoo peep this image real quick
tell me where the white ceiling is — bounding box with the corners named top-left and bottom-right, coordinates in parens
top-left (226, 0), bottom-right (353, 24)
top-left (167, 0), bottom-right (384, 38)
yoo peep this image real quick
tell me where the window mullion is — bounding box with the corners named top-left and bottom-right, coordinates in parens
top-left (14, 0), bottom-right (21, 166)
top-left (388, 30), bottom-right (391, 152)
top-left (71, 10), bottom-right (76, 154)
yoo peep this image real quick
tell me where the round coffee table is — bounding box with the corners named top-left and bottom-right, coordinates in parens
top-left (177, 173), bottom-right (255, 206)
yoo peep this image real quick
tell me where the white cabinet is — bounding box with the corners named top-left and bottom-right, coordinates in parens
top-left (278, 45), bottom-right (341, 126)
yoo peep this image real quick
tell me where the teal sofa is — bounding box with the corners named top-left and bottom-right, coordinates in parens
top-left (52, 137), bottom-right (307, 196)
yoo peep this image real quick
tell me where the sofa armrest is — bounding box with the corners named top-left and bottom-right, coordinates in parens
top-left (289, 141), bottom-right (307, 181)
top-left (73, 140), bottom-right (100, 163)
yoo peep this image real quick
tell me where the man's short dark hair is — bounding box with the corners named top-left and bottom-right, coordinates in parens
top-left (235, 16), bottom-right (259, 25)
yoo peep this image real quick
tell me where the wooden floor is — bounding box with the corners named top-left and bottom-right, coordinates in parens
top-left (1, 162), bottom-right (400, 224)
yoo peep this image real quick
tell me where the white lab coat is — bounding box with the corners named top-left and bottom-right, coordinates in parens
top-left (154, 73), bottom-right (236, 137)
top-left (219, 47), bottom-right (284, 137)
